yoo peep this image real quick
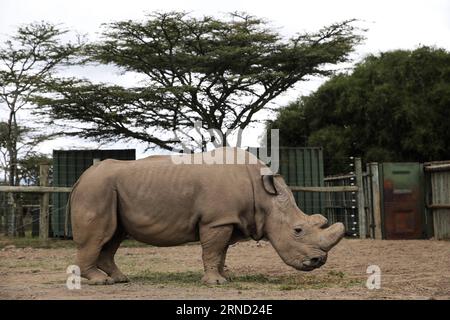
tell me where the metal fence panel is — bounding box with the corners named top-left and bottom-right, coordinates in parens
top-left (250, 147), bottom-right (325, 214)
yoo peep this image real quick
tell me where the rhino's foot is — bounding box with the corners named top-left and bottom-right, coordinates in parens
top-left (111, 273), bottom-right (129, 283)
top-left (83, 268), bottom-right (115, 285)
top-left (87, 276), bottom-right (115, 286)
top-left (220, 266), bottom-right (231, 279)
top-left (202, 272), bottom-right (228, 285)
top-left (98, 264), bottom-right (129, 283)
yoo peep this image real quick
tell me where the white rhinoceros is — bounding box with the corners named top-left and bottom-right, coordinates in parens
top-left (69, 147), bottom-right (344, 285)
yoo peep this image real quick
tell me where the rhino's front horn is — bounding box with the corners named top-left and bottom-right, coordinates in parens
top-left (319, 223), bottom-right (345, 251)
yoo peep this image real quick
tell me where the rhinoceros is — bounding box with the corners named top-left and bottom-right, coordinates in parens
top-left (69, 147), bottom-right (345, 285)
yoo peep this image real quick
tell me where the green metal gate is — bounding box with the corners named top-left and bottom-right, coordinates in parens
top-left (52, 149), bottom-right (136, 237)
top-left (379, 162), bottom-right (425, 239)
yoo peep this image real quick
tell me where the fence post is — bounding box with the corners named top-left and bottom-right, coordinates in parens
top-left (39, 165), bottom-right (50, 240)
top-left (7, 193), bottom-right (16, 236)
top-left (355, 158), bottom-right (367, 239)
top-left (369, 163), bottom-right (383, 239)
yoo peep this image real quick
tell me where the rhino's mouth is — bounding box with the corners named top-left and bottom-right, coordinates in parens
top-left (298, 255), bottom-right (327, 272)
top-left (299, 265), bottom-right (316, 272)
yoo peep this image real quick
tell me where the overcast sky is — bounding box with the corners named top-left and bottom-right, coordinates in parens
top-left (1, 0), bottom-right (450, 158)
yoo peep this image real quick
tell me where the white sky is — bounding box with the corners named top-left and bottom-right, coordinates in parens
top-left (1, 0), bottom-right (450, 158)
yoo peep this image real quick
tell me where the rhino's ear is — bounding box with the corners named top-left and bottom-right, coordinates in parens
top-left (261, 174), bottom-right (280, 196)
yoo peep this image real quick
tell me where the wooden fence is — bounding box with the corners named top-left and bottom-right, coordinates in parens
top-left (424, 162), bottom-right (450, 239)
top-left (0, 165), bottom-right (58, 240)
top-left (5, 160), bottom-right (447, 240)
top-left (1, 160), bottom-right (373, 240)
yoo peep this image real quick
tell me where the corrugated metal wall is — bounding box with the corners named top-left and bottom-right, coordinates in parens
top-left (250, 147), bottom-right (325, 214)
top-left (425, 163), bottom-right (450, 240)
top-left (52, 149), bottom-right (136, 237)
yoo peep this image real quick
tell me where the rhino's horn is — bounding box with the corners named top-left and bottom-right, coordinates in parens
top-left (319, 223), bottom-right (345, 251)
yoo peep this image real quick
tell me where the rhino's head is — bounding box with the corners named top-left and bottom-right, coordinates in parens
top-left (260, 175), bottom-right (345, 271)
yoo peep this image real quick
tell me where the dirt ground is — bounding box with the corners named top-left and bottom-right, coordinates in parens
top-left (0, 239), bottom-right (449, 300)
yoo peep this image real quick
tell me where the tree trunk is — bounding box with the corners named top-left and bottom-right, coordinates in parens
top-left (15, 200), bottom-right (25, 237)
top-left (0, 202), bottom-right (4, 235)
top-left (6, 109), bottom-right (24, 237)
top-left (222, 132), bottom-right (228, 147)
top-left (14, 160), bottom-right (25, 237)
top-left (6, 144), bottom-right (17, 236)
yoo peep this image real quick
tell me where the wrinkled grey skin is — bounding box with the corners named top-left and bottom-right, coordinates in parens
top-left (70, 147), bottom-right (345, 285)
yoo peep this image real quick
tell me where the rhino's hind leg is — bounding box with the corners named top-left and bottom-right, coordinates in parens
top-left (76, 244), bottom-right (115, 285)
top-left (72, 189), bottom-right (119, 285)
top-left (97, 228), bottom-right (129, 283)
top-left (199, 224), bottom-right (233, 285)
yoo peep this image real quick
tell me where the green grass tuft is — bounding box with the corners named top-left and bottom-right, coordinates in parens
top-left (131, 270), bottom-right (203, 285)
top-left (129, 270), bottom-right (364, 291)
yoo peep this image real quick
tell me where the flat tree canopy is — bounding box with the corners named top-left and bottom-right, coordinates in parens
top-left (268, 46), bottom-right (450, 174)
top-left (34, 12), bottom-right (363, 151)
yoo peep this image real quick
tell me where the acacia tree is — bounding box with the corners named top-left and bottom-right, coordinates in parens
top-left (35, 12), bottom-right (363, 151)
top-left (0, 22), bottom-right (80, 236)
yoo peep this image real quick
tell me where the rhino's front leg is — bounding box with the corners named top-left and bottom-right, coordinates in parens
top-left (199, 224), bottom-right (233, 285)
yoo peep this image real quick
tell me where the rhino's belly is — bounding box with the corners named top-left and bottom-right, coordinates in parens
top-left (115, 174), bottom-right (200, 246)
top-left (118, 209), bottom-right (200, 246)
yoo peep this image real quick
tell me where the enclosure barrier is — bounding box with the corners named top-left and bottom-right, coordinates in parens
top-left (1, 183), bottom-right (366, 239)
top-left (0, 160), bottom-right (371, 240)
top-left (424, 162), bottom-right (450, 239)
top-left (4, 160), bottom-right (446, 240)
top-left (0, 186), bottom-right (72, 193)
top-left (0, 165), bottom-right (65, 240)
top-left (322, 161), bottom-right (381, 239)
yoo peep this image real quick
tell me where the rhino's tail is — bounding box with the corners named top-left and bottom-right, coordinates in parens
top-left (64, 178), bottom-right (81, 238)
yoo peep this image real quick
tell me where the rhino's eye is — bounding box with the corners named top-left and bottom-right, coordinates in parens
top-left (294, 227), bottom-right (303, 235)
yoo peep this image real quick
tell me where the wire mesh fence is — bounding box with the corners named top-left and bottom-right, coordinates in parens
top-left (320, 172), bottom-right (372, 238)
top-left (0, 195), bottom-right (46, 237)
top-left (0, 197), bottom-right (72, 237)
